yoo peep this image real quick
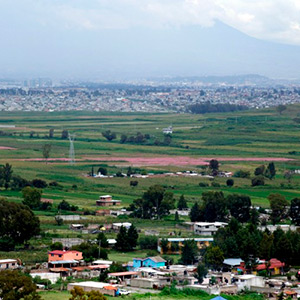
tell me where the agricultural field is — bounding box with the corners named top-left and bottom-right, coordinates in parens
top-left (0, 106), bottom-right (300, 264)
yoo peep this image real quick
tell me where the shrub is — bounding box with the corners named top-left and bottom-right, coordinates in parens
top-left (234, 170), bottom-right (250, 178)
top-left (31, 179), bottom-right (47, 189)
top-left (252, 176), bottom-right (265, 186)
top-left (199, 182), bottom-right (209, 187)
top-left (226, 179), bottom-right (234, 187)
top-left (211, 182), bottom-right (221, 187)
top-left (130, 181), bottom-right (138, 187)
top-left (139, 236), bottom-right (158, 250)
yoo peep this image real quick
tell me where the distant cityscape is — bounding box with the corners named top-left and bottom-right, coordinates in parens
top-left (1, 75), bottom-right (300, 112)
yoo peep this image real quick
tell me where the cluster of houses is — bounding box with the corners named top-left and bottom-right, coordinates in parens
top-left (14, 251), bottom-right (297, 298)
top-left (1, 241), bottom-right (299, 298)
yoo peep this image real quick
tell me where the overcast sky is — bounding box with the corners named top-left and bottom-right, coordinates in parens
top-left (1, 0), bottom-right (300, 80)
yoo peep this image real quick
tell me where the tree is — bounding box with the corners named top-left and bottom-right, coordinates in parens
top-left (58, 200), bottom-right (78, 211)
top-left (268, 193), bottom-right (289, 224)
top-left (0, 199), bottom-right (40, 250)
top-left (233, 170), bottom-right (250, 178)
top-left (259, 232), bottom-right (274, 260)
top-left (42, 144), bottom-right (51, 162)
top-left (1, 163), bottom-right (13, 189)
top-left (120, 134), bottom-right (127, 144)
top-left (202, 191), bottom-right (228, 222)
top-left (127, 224), bottom-right (139, 250)
top-left (49, 128), bottom-right (54, 138)
top-left (22, 186), bottom-right (42, 210)
top-left (115, 226), bottom-right (129, 252)
top-left (97, 232), bottom-right (109, 248)
top-left (276, 104), bottom-right (287, 115)
top-left (50, 242), bottom-right (63, 251)
top-left (251, 176), bottom-right (265, 186)
top-left (72, 242), bottom-right (107, 262)
top-left (139, 236), bottom-right (158, 250)
top-left (254, 165), bottom-right (265, 176)
top-left (160, 238), bottom-right (169, 254)
top-left (31, 179), bottom-right (47, 188)
top-left (189, 202), bottom-right (203, 222)
top-left (209, 159), bottom-right (219, 175)
top-left (61, 129), bottom-right (69, 139)
top-left (177, 194), bottom-right (188, 210)
top-left (97, 167), bottom-right (107, 175)
top-left (102, 130), bottom-right (116, 141)
top-left (195, 263), bottom-right (208, 284)
top-left (132, 185), bottom-right (175, 219)
top-left (290, 198), bottom-right (300, 225)
top-left (0, 270), bottom-right (41, 300)
top-left (130, 180), bottom-right (138, 187)
top-left (226, 179), bottom-right (234, 187)
top-left (227, 194), bottom-right (251, 223)
top-left (180, 239), bottom-right (198, 265)
top-left (265, 162), bottom-right (276, 179)
top-left (204, 246), bottom-right (224, 270)
top-left (69, 286), bottom-right (107, 300)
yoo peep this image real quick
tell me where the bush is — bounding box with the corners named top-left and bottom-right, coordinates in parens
top-left (139, 236), bottom-right (158, 250)
top-left (50, 242), bottom-right (63, 251)
top-left (252, 176), bottom-right (265, 186)
top-left (226, 179), bottom-right (234, 187)
top-left (31, 179), bottom-right (47, 189)
top-left (130, 181), bottom-right (138, 187)
top-left (199, 182), bottom-right (209, 187)
top-left (234, 170), bottom-right (250, 178)
top-left (211, 182), bottom-right (221, 187)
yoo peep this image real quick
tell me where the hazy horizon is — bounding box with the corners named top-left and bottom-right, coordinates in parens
top-left (1, 0), bottom-right (300, 80)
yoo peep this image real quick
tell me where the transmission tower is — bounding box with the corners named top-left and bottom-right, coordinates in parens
top-left (68, 134), bottom-right (75, 164)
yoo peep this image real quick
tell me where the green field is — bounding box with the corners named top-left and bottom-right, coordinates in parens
top-left (1, 107), bottom-right (300, 264)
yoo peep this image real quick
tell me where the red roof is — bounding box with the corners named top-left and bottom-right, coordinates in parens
top-left (256, 258), bottom-right (285, 271)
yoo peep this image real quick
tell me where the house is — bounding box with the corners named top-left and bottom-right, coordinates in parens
top-left (163, 126), bottom-right (173, 134)
top-left (256, 258), bottom-right (285, 275)
top-left (0, 259), bottom-right (19, 270)
top-left (194, 222), bottom-right (228, 236)
top-left (96, 195), bottom-right (122, 207)
top-left (112, 222), bottom-right (132, 231)
top-left (70, 224), bottom-right (84, 231)
top-left (233, 274), bottom-right (265, 292)
top-left (67, 282), bottom-right (119, 297)
top-left (132, 256), bottom-right (166, 269)
top-left (223, 258), bottom-right (245, 272)
top-left (48, 250), bottom-right (83, 262)
top-left (48, 250), bottom-right (83, 268)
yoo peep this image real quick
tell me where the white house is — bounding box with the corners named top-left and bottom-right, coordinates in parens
top-left (0, 259), bottom-right (19, 270)
top-left (194, 222), bottom-right (228, 236)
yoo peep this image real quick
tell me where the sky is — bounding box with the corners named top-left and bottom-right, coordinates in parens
top-left (1, 0), bottom-right (300, 80)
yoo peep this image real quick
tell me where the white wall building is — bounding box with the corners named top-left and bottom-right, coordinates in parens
top-left (194, 222), bottom-right (227, 236)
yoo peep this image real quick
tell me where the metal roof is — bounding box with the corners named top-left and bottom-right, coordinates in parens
top-left (49, 260), bottom-right (79, 264)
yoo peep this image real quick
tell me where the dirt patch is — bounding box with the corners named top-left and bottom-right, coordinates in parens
top-left (0, 146), bottom-right (17, 150)
top-left (82, 156), bottom-right (294, 166)
top-left (12, 156), bottom-right (294, 166)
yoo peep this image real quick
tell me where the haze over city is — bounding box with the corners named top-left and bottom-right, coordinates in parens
top-left (1, 0), bottom-right (300, 80)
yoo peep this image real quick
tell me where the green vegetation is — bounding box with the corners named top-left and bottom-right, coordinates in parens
top-left (0, 106), bottom-right (300, 267)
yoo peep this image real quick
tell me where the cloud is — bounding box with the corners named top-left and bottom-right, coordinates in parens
top-left (1, 0), bottom-right (300, 45)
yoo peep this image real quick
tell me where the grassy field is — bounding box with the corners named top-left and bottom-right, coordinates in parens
top-left (1, 107), bottom-right (300, 264)
top-left (38, 288), bottom-right (264, 300)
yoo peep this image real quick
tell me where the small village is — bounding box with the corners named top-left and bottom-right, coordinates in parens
top-left (1, 192), bottom-right (299, 299)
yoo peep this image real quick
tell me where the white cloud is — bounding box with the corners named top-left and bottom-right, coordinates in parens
top-left (3, 0), bottom-right (300, 45)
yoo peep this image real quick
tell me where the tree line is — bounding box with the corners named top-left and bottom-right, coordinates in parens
top-left (190, 191), bottom-right (300, 226)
